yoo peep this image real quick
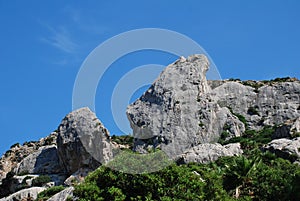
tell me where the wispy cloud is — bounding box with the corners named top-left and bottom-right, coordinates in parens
top-left (40, 25), bottom-right (78, 54)
top-left (65, 6), bottom-right (109, 35)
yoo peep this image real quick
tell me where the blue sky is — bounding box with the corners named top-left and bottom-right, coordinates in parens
top-left (0, 0), bottom-right (299, 155)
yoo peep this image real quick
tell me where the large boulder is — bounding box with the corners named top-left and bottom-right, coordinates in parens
top-left (176, 143), bottom-right (243, 164)
top-left (127, 54), bottom-right (244, 157)
top-left (263, 137), bottom-right (300, 163)
top-left (57, 107), bottom-right (113, 176)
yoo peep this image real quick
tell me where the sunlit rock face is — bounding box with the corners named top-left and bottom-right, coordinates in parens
top-left (57, 107), bottom-right (113, 175)
top-left (127, 54), bottom-right (244, 157)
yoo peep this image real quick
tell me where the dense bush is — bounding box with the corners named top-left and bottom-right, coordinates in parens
top-left (36, 185), bottom-right (65, 201)
top-left (32, 175), bottom-right (51, 187)
top-left (111, 135), bottom-right (134, 148)
top-left (74, 128), bottom-right (300, 200)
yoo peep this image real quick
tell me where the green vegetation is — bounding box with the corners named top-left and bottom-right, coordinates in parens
top-left (106, 149), bottom-right (173, 174)
top-left (74, 149), bottom-right (300, 200)
top-left (247, 106), bottom-right (259, 116)
top-left (228, 78), bottom-right (241, 82)
top-left (10, 143), bottom-right (20, 149)
top-left (227, 107), bottom-right (248, 128)
top-left (198, 121), bottom-right (205, 127)
top-left (36, 185), bottom-right (65, 201)
top-left (218, 124), bottom-right (231, 144)
top-left (111, 135), bottom-right (134, 148)
top-left (44, 136), bottom-right (55, 146)
top-left (4, 150), bottom-right (12, 157)
top-left (72, 124), bottom-right (300, 200)
top-left (221, 126), bottom-right (275, 153)
top-left (17, 170), bottom-right (29, 176)
top-left (271, 77), bottom-right (293, 82)
top-left (241, 81), bottom-right (264, 92)
top-left (32, 175), bottom-right (51, 187)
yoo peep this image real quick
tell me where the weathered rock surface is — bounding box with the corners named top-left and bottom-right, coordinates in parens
top-left (16, 145), bottom-right (62, 175)
top-left (47, 187), bottom-right (74, 201)
top-left (272, 117), bottom-right (300, 139)
top-left (176, 143), bottom-right (243, 164)
top-left (57, 107), bottom-right (113, 176)
top-left (1, 108), bottom-right (114, 198)
top-left (127, 54), bottom-right (245, 157)
top-left (211, 80), bottom-right (300, 130)
top-left (263, 137), bottom-right (300, 163)
top-left (0, 132), bottom-right (57, 182)
top-left (0, 187), bottom-right (46, 201)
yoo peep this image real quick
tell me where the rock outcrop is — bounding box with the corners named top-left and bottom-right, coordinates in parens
top-left (176, 143), bottom-right (243, 164)
top-left (57, 107), bottom-right (113, 176)
top-left (0, 132), bottom-right (57, 182)
top-left (210, 80), bottom-right (300, 130)
top-left (0, 107), bottom-right (114, 199)
top-left (47, 187), bottom-right (74, 201)
top-left (127, 54), bottom-right (245, 157)
top-left (263, 137), bottom-right (300, 163)
top-left (1, 54), bottom-right (300, 200)
top-left (16, 145), bottom-right (62, 175)
top-left (0, 187), bottom-right (46, 201)
top-left (127, 55), bottom-right (300, 157)
top-left (272, 117), bottom-right (300, 139)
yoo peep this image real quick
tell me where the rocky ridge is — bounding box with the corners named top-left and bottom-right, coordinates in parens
top-left (0, 54), bottom-right (299, 200)
top-left (127, 54), bottom-right (300, 157)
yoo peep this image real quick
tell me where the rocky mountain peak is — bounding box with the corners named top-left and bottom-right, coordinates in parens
top-left (127, 54), bottom-right (245, 157)
top-left (1, 54), bottom-right (300, 200)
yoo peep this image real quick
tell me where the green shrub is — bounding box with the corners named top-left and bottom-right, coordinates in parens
top-left (222, 126), bottom-right (274, 150)
top-left (4, 150), bottom-right (12, 157)
top-left (73, 124), bottom-right (300, 201)
top-left (32, 175), bottom-right (51, 187)
top-left (6, 171), bottom-right (15, 179)
top-left (198, 122), bottom-right (204, 127)
top-left (21, 176), bottom-right (33, 186)
top-left (36, 185), bottom-right (65, 201)
top-left (247, 106), bottom-right (259, 116)
top-left (272, 77), bottom-right (291, 82)
top-left (228, 78), bottom-right (241, 81)
top-left (17, 170), bottom-right (29, 176)
top-left (44, 136), bottom-right (55, 145)
top-left (10, 143), bottom-right (20, 149)
top-left (227, 107), bottom-right (248, 128)
top-left (111, 135), bottom-right (134, 148)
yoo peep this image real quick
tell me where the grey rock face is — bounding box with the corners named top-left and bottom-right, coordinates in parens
top-left (263, 137), bottom-right (300, 163)
top-left (57, 107), bottom-right (113, 176)
top-left (176, 143), bottom-right (243, 164)
top-left (47, 187), bottom-right (74, 201)
top-left (211, 81), bottom-right (300, 129)
top-left (272, 117), bottom-right (300, 139)
top-left (16, 145), bottom-right (62, 175)
top-left (127, 54), bottom-right (244, 157)
top-left (0, 187), bottom-right (46, 201)
top-left (0, 132), bottom-right (57, 182)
